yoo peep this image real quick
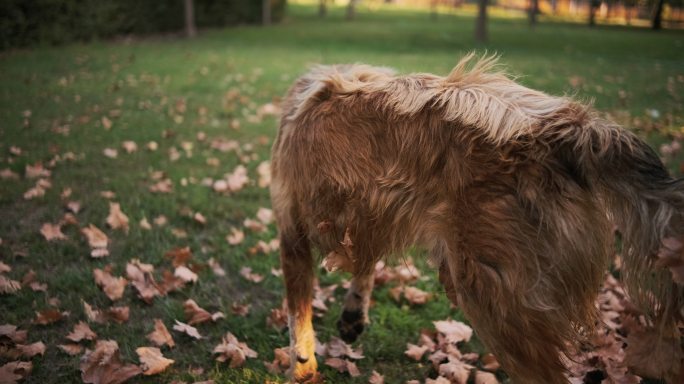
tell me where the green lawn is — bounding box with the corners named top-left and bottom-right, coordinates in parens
top-left (1, 3), bottom-right (683, 384)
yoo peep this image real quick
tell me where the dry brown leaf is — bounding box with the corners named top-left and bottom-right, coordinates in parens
top-left (405, 343), bottom-right (429, 361)
top-left (149, 179), bottom-right (172, 193)
top-left (0, 276), bottom-right (21, 295)
top-left (40, 223), bottom-right (66, 241)
top-left (403, 286), bottom-right (431, 305)
top-left (101, 116), bottom-right (113, 130)
top-left (256, 161), bottom-right (271, 188)
top-left (0, 262), bottom-right (10, 274)
top-left (66, 321), bottom-right (97, 342)
top-left (243, 219), bottom-right (266, 233)
top-left (83, 301), bottom-right (129, 324)
top-left (434, 319), bottom-right (473, 344)
top-left (125, 260), bottom-right (161, 304)
top-left (136, 347), bottom-right (174, 376)
top-left (165, 247), bottom-right (192, 267)
top-left (369, 370), bottom-right (384, 384)
top-left (183, 299), bottom-right (224, 325)
top-left (239, 267), bottom-right (263, 283)
top-left (16, 342), bottom-right (46, 358)
top-left (231, 302), bottom-right (250, 317)
top-left (0, 361), bottom-right (32, 384)
top-left (225, 228), bottom-right (245, 246)
top-left (213, 332), bottom-right (257, 368)
top-left (325, 358), bottom-right (361, 377)
top-left (34, 309), bottom-right (64, 325)
top-left (324, 337), bottom-right (364, 360)
top-left (474, 370), bottom-right (499, 384)
top-left (172, 320), bottom-right (201, 340)
top-left (207, 258), bottom-right (225, 277)
top-left (267, 300), bottom-right (288, 331)
top-left (58, 343), bottom-right (84, 355)
top-left (106, 203), bottom-right (129, 233)
top-left (81, 225), bottom-right (109, 257)
top-left (256, 207), bottom-right (273, 225)
top-left (0, 169), bottom-right (20, 180)
top-left (103, 148), bottom-right (118, 159)
top-left (25, 163), bottom-right (49, 178)
top-left (174, 266), bottom-right (197, 283)
top-left (322, 228), bottom-right (355, 273)
top-left (93, 267), bottom-right (127, 301)
top-left (121, 141), bottom-right (137, 153)
top-left (80, 340), bottom-right (142, 384)
top-left (146, 319), bottom-right (174, 348)
top-left (481, 353), bottom-right (500, 371)
top-left (439, 358), bottom-right (473, 384)
top-left (0, 325), bottom-right (27, 344)
top-left (193, 212), bottom-right (206, 225)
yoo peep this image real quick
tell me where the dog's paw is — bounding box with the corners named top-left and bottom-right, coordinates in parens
top-left (291, 357), bottom-right (319, 383)
top-left (337, 309), bottom-right (365, 343)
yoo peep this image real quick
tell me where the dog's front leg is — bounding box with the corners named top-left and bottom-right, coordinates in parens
top-left (280, 231), bottom-right (318, 382)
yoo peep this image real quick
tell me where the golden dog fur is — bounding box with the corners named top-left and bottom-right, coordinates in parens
top-left (270, 54), bottom-right (684, 383)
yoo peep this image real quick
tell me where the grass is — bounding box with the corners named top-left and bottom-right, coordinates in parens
top-left (0, 3), bottom-right (683, 384)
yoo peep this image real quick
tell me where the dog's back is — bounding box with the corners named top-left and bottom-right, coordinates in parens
top-left (271, 55), bottom-right (684, 383)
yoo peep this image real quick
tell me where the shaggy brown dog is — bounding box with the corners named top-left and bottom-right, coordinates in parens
top-left (270, 54), bottom-right (684, 383)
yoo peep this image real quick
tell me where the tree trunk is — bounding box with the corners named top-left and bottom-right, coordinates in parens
top-left (184, 0), bottom-right (197, 38)
top-left (651, 0), bottom-right (665, 30)
top-left (431, 1), bottom-right (438, 20)
top-left (347, 0), bottom-right (358, 20)
top-left (588, 0), bottom-right (598, 26)
top-left (528, 0), bottom-right (539, 26)
top-left (319, 0), bottom-right (327, 17)
top-left (263, 0), bottom-right (272, 26)
top-left (475, 0), bottom-right (488, 43)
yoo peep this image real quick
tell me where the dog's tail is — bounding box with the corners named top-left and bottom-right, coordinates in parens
top-left (546, 104), bottom-right (684, 327)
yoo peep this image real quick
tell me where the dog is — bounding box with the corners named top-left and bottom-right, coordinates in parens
top-left (270, 54), bottom-right (684, 383)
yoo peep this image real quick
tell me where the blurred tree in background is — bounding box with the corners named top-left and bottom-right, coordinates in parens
top-left (0, 0), bottom-right (287, 49)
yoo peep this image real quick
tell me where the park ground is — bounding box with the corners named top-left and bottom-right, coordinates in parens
top-left (1, 3), bottom-right (683, 384)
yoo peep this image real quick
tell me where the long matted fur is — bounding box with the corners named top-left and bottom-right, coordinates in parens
top-left (270, 54), bottom-right (684, 383)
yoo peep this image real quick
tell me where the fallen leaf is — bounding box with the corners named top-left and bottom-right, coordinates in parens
top-left (58, 343), bottom-right (84, 355)
top-left (106, 203), bottom-right (129, 232)
top-left (404, 286), bottom-right (431, 305)
top-left (136, 347), bottom-right (174, 376)
top-left (172, 320), bottom-right (201, 340)
top-left (208, 258), bottom-right (225, 277)
top-left (231, 302), bottom-right (250, 317)
top-left (80, 340), bottom-right (142, 384)
top-left (40, 223), bottom-right (66, 241)
top-left (256, 207), bottom-right (273, 225)
top-left (474, 370), bottom-right (499, 384)
top-left (0, 361), bottom-right (32, 384)
top-left (101, 116), bottom-right (113, 130)
top-left (226, 228), bottom-right (244, 245)
top-left (256, 161), bottom-right (271, 188)
top-left (434, 319), bottom-right (473, 344)
top-left (239, 267), bottom-right (263, 283)
top-left (103, 148), bottom-right (118, 159)
top-left (16, 342), bottom-right (46, 358)
top-left (93, 267), bottom-right (127, 301)
top-left (66, 321), bottom-right (97, 342)
top-left (81, 225), bottom-right (109, 257)
top-left (146, 319), bottom-right (174, 348)
top-left (183, 300), bottom-right (223, 325)
top-left (405, 343), bottom-right (429, 361)
top-left (34, 309), bottom-right (64, 325)
top-left (165, 247), bottom-right (192, 267)
top-left (174, 266), bottom-right (197, 283)
top-left (193, 212), bottom-right (206, 225)
top-left (149, 179), bottom-right (172, 193)
top-left (25, 163), bottom-right (50, 178)
top-left (139, 218), bottom-right (152, 230)
top-left (213, 332), bottom-right (257, 368)
top-left (83, 301), bottom-right (129, 324)
top-left (0, 325), bottom-right (27, 344)
top-left (325, 358), bottom-right (360, 377)
top-left (121, 141), bottom-right (137, 153)
top-left (0, 276), bottom-right (21, 295)
top-left (369, 370), bottom-right (384, 384)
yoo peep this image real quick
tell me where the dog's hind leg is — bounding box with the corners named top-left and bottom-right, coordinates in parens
top-left (280, 228), bottom-right (318, 382)
top-left (337, 270), bottom-right (375, 343)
